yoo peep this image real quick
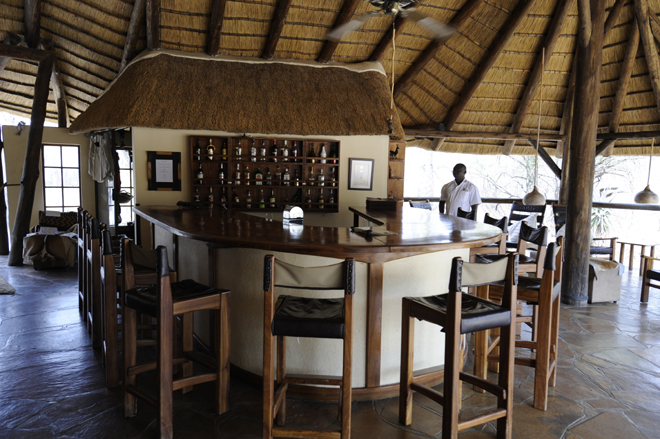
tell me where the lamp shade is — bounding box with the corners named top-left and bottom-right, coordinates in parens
top-left (634, 185), bottom-right (659, 204)
top-left (523, 186), bottom-right (546, 206)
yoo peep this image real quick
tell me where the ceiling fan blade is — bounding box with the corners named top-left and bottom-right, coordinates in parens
top-left (325, 11), bottom-right (381, 42)
top-left (404, 9), bottom-right (455, 40)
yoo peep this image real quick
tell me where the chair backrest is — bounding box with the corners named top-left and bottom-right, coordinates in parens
top-left (509, 201), bottom-right (546, 228)
top-left (264, 256), bottom-right (355, 295)
top-left (457, 208), bottom-right (476, 220)
top-left (449, 252), bottom-right (519, 290)
top-left (409, 200), bottom-right (432, 210)
top-left (484, 213), bottom-right (508, 234)
top-left (517, 223), bottom-right (549, 277)
top-left (551, 204), bottom-right (567, 234)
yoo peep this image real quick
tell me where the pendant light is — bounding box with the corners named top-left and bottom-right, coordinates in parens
top-left (523, 48), bottom-right (547, 206)
top-left (634, 138), bottom-right (659, 204)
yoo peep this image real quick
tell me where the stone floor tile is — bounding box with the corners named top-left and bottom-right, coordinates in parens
top-left (569, 411), bottom-right (648, 439)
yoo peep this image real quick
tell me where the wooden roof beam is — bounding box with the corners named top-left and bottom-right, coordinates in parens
top-left (262, 0), bottom-right (293, 60)
top-left (40, 39), bottom-right (69, 128)
top-left (393, 0), bottom-right (484, 98)
top-left (404, 126), bottom-right (563, 141)
top-left (369, 16), bottom-right (409, 62)
top-left (207, 0), bottom-right (228, 56)
top-left (647, 7), bottom-right (660, 44)
top-left (635, 0), bottom-right (660, 127)
top-left (24, 0), bottom-right (42, 49)
top-left (119, 0), bottom-right (146, 73)
top-left (442, 0), bottom-right (537, 131)
top-left (317, 0), bottom-right (360, 63)
top-left (529, 139), bottom-right (562, 179)
top-left (146, 0), bottom-right (160, 50)
top-left (501, 0), bottom-right (574, 155)
top-left (0, 33), bottom-right (23, 75)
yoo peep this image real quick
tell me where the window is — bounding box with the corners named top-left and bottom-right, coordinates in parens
top-left (42, 144), bottom-right (81, 212)
top-left (116, 148), bottom-right (135, 225)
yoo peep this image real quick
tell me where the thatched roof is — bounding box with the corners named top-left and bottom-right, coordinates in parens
top-left (2, 0), bottom-right (660, 154)
top-left (68, 51), bottom-right (404, 138)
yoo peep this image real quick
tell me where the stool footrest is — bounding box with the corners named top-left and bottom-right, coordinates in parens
top-left (125, 384), bottom-right (157, 408)
top-left (411, 382), bottom-right (444, 406)
top-left (136, 339), bottom-right (157, 347)
top-left (273, 383), bottom-right (288, 416)
top-left (183, 349), bottom-right (216, 370)
top-left (458, 407), bottom-right (507, 431)
top-left (173, 372), bottom-right (216, 391)
top-left (516, 340), bottom-right (536, 350)
top-left (459, 372), bottom-right (506, 399)
top-left (272, 426), bottom-right (341, 438)
top-left (283, 374), bottom-right (343, 386)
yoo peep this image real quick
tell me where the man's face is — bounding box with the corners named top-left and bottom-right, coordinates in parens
top-left (453, 166), bottom-right (466, 183)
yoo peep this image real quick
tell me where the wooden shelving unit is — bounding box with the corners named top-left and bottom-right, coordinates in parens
top-left (190, 136), bottom-right (340, 212)
top-left (388, 140), bottom-right (406, 200)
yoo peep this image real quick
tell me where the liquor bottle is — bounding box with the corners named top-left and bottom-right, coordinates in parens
top-left (319, 190), bottom-right (325, 209)
top-left (283, 167), bottom-right (290, 186)
top-left (318, 168), bottom-right (325, 187)
top-left (197, 164), bottom-right (204, 184)
top-left (265, 168), bottom-right (272, 185)
top-left (329, 190), bottom-right (335, 205)
top-left (232, 190), bottom-right (239, 204)
top-left (331, 167), bottom-right (337, 186)
top-left (281, 140), bottom-right (289, 162)
top-left (305, 189), bottom-right (312, 209)
top-left (308, 167), bottom-right (315, 186)
top-left (259, 190), bottom-right (265, 208)
top-left (220, 188), bottom-right (227, 208)
top-left (260, 140), bottom-right (267, 162)
top-left (244, 168), bottom-right (250, 185)
top-left (292, 141), bottom-right (299, 163)
top-left (193, 187), bottom-right (200, 202)
top-left (275, 165), bottom-right (282, 185)
top-left (208, 187), bottom-right (214, 204)
top-left (236, 139), bottom-right (242, 161)
top-left (255, 168), bottom-right (263, 185)
top-left (246, 190), bottom-right (252, 209)
top-left (308, 144), bottom-right (316, 163)
top-left (234, 164), bottom-right (241, 185)
top-left (194, 138), bottom-right (201, 160)
top-left (269, 189), bottom-right (276, 208)
top-left (221, 140), bottom-right (228, 161)
top-left (294, 169), bottom-right (300, 186)
top-left (250, 139), bottom-right (257, 162)
top-left (207, 138), bottom-right (215, 160)
top-left (271, 140), bottom-right (278, 162)
top-left (218, 164), bottom-right (225, 182)
top-left (320, 143), bottom-right (327, 164)
top-left (330, 143), bottom-right (338, 164)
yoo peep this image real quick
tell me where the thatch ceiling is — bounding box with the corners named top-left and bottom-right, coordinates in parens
top-left (2, 0), bottom-right (660, 155)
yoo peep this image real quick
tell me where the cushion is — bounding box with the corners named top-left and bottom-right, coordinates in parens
top-left (39, 211), bottom-right (78, 231)
top-left (409, 294), bottom-right (511, 334)
top-left (271, 295), bottom-right (345, 339)
top-left (125, 279), bottom-right (221, 316)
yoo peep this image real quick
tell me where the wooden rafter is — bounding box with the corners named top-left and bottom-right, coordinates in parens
top-left (207, 0), bottom-right (228, 56)
top-left (501, 0), bottom-right (574, 155)
top-left (635, 0), bottom-right (660, 126)
top-left (119, 0), bottom-right (146, 73)
top-left (0, 33), bottom-right (23, 75)
top-left (368, 16), bottom-right (409, 62)
top-left (146, 0), bottom-right (160, 50)
top-left (317, 0), bottom-right (360, 64)
top-left (442, 0), bottom-right (537, 131)
top-left (24, 0), bottom-right (42, 48)
top-left (647, 6), bottom-right (660, 44)
top-left (404, 127), bottom-right (563, 141)
top-left (392, 0), bottom-right (484, 98)
top-left (529, 140), bottom-right (561, 178)
top-left (262, 0), bottom-right (293, 60)
top-left (40, 39), bottom-right (70, 128)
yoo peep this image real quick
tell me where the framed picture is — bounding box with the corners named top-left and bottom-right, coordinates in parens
top-left (147, 151), bottom-right (182, 191)
top-left (348, 158), bottom-right (374, 191)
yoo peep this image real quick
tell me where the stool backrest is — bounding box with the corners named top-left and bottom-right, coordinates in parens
top-left (457, 208), bottom-right (476, 220)
top-left (509, 201), bottom-right (546, 228)
top-left (450, 253), bottom-right (518, 290)
top-left (264, 256), bottom-right (355, 294)
top-left (484, 213), bottom-right (508, 234)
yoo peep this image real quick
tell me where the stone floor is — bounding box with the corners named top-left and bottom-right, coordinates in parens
top-left (1, 256), bottom-right (659, 438)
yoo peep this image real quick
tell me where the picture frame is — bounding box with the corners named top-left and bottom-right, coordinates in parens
top-left (147, 151), bottom-right (182, 191)
top-left (348, 158), bottom-right (374, 191)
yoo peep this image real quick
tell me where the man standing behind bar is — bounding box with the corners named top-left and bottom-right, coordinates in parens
top-left (439, 163), bottom-right (481, 217)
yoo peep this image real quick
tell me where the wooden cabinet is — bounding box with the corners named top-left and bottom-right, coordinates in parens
top-left (190, 136), bottom-right (340, 212)
top-left (388, 140), bottom-right (405, 200)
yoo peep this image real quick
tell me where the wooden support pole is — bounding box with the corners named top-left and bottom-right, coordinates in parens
top-left (24, 0), bottom-right (42, 49)
top-left (39, 39), bottom-right (69, 128)
top-left (207, 0), bottom-right (228, 56)
top-left (120, 0), bottom-right (146, 73)
top-left (635, 0), bottom-right (660, 127)
top-left (262, 0), bottom-right (293, 60)
top-left (8, 52), bottom-right (54, 266)
top-left (146, 0), bottom-right (160, 50)
top-left (369, 16), bottom-right (409, 62)
top-left (393, 0), bottom-right (484, 98)
top-left (502, 0), bottom-right (574, 155)
top-left (0, 33), bottom-right (23, 75)
top-left (442, 0), bottom-right (537, 130)
top-left (562, 0), bottom-right (605, 306)
top-left (529, 140), bottom-right (561, 179)
top-left (317, 0), bottom-right (360, 64)
top-left (0, 129), bottom-right (10, 255)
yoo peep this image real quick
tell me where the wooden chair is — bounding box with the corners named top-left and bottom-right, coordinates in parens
top-left (552, 204), bottom-right (616, 260)
top-left (100, 229), bottom-right (120, 388)
top-left (457, 207), bottom-right (476, 220)
top-left (640, 255), bottom-right (660, 302)
top-left (122, 239), bottom-right (231, 439)
top-left (470, 213), bottom-right (508, 259)
top-left (263, 255), bottom-right (355, 439)
top-left (409, 200), bottom-right (432, 210)
top-left (86, 215), bottom-right (103, 349)
top-left (506, 202), bottom-right (546, 249)
top-left (475, 240), bottom-right (563, 411)
top-left (77, 208), bottom-right (88, 321)
top-left (399, 252), bottom-right (518, 439)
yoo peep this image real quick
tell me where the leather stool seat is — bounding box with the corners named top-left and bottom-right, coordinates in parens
top-left (125, 279), bottom-right (220, 316)
top-left (273, 295), bottom-right (345, 339)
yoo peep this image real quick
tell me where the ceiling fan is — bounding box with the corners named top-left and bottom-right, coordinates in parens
top-left (325, 0), bottom-right (455, 42)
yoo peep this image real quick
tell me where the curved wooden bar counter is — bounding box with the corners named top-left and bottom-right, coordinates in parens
top-left (134, 204), bottom-right (502, 400)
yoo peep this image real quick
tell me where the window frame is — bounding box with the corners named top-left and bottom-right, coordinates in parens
top-left (41, 143), bottom-right (81, 212)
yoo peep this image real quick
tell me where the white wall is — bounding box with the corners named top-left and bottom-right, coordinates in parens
top-left (2, 126), bottom-right (94, 233)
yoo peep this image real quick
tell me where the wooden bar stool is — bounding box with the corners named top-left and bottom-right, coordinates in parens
top-left (475, 241), bottom-right (563, 411)
top-left (77, 208), bottom-right (87, 320)
top-left (469, 213), bottom-right (508, 259)
top-left (263, 255), bottom-right (355, 439)
top-left (86, 216), bottom-right (103, 348)
top-left (399, 252), bottom-right (518, 439)
top-left (122, 240), bottom-right (230, 439)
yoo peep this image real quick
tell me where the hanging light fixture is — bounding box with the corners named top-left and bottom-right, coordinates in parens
top-left (634, 138), bottom-right (659, 204)
top-left (523, 48), bottom-right (547, 206)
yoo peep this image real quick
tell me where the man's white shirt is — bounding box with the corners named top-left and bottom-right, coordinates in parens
top-left (440, 180), bottom-right (481, 216)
